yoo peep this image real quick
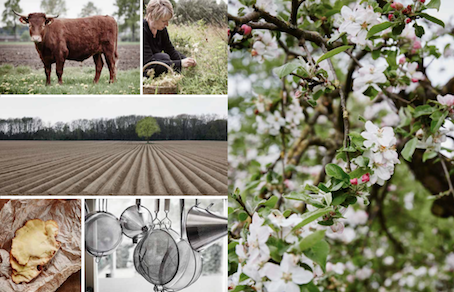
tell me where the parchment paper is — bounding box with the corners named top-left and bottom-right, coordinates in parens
top-left (0, 199), bottom-right (81, 292)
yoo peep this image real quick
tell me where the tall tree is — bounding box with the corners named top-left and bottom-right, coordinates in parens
top-left (2, 0), bottom-right (22, 40)
top-left (136, 117), bottom-right (160, 143)
top-left (79, 1), bottom-right (101, 17)
top-left (115, 0), bottom-right (139, 41)
top-left (40, 0), bottom-right (67, 16)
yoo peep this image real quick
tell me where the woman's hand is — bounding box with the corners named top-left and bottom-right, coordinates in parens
top-left (182, 57), bottom-right (197, 68)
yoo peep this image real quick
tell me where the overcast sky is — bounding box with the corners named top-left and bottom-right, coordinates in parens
top-left (0, 96), bottom-right (227, 124)
top-left (0, 0), bottom-right (116, 22)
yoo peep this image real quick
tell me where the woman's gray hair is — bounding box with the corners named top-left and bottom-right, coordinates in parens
top-left (146, 0), bottom-right (174, 21)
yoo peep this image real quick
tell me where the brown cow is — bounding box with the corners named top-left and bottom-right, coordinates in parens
top-left (14, 11), bottom-right (118, 85)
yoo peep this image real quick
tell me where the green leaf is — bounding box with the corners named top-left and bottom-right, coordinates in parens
top-left (305, 184), bottom-right (321, 193)
top-left (363, 85), bottom-right (380, 99)
top-left (332, 192), bottom-right (349, 205)
top-left (430, 110), bottom-right (449, 133)
top-left (299, 230), bottom-right (326, 251)
top-left (291, 207), bottom-right (334, 231)
top-left (414, 105), bottom-right (436, 117)
top-left (418, 12), bottom-right (445, 27)
top-left (301, 282), bottom-right (320, 292)
top-left (303, 240), bottom-right (330, 272)
top-left (316, 46), bottom-right (353, 64)
top-left (325, 163), bottom-right (349, 180)
top-left (401, 137), bottom-right (418, 162)
top-left (425, 0), bottom-right (441, 11)
top-left (413, 22), bottom-right (425, 38)
top-left (349, 167), bottom-right (370, 179)
top-left (423, 150), bottom-right (437, 162)
top-left (392, 22), bottom-right (405, 36)
top-left (367, 22), bottom-right (393, 39)
top-left (371, 49), bottom-right (381, 60)
top-left (258, 195), bottom-right (278, 208)
top-left (238, 211), bottom-right (249, 221)
top-left (273, 60), bottom-right (302, 78)
top-left (228, 207), bottom-right (234, 215)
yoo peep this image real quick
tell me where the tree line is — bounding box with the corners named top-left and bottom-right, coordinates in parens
top-left (0, 114), bottom-right (227, 141)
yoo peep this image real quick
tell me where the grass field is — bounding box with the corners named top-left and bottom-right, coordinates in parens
top-left (0, 65), bottom-right (140, 95)
top-left (143, 23), bottom-right (228, 95)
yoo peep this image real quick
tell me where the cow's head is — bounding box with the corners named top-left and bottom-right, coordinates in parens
top-left (13, 11), bottom-right (59, 43)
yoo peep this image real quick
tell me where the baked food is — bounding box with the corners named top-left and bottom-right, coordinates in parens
top-left (10, 219), bottom-right (61, 284)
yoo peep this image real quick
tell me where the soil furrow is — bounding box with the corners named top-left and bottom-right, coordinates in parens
top-left (118, 145), bottom-right (146, 194)
top-left (150, 145), bottom-right (182, 194)
top-left (146, 144), bottom-right (167, 194)
top-left (157, 148), bottom-right (222, 194)
top-left (152, 145), bottom-right (201, 194)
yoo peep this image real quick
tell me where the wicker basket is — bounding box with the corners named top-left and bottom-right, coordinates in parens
top-left (143, 61), bottom-right (180, 94)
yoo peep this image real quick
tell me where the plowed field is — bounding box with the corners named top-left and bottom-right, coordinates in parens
top-left (0, 141), bottom-right (227, 195)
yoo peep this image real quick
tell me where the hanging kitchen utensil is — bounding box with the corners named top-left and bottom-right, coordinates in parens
top-left (120, 199), bottom-right (153, 243)
top-left (134, 199), bottom-right (180, 287)
top-left (185, 203), bottom-right (228, 251)
top-left (163, 199), bottom-right (203, 291)
top-left (85, 199), bottom-right (123, 260)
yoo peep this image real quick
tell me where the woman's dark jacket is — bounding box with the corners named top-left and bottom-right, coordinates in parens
top-left (143, 19), bottom-right (186, 77)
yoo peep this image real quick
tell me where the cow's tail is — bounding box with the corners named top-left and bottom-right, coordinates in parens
top-left (115, 23), bottom-right (119, 69)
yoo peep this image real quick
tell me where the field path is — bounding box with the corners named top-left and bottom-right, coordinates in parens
top-left (0, 141), bottom-right (227, 195)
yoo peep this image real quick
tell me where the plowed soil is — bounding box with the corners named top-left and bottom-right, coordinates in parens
top-left (0, 141), bottom-right (227, 195)
top-left (0, 44), bottom-right (139, 70)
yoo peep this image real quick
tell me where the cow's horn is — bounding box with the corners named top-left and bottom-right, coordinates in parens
top-left (12, 10), bottom-right (27, 18)
top-left (46, 14), bottom-right (59, 19)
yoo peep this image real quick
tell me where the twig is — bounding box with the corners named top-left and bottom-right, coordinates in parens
top-left (320, 43), bottom-right (351, 171)
top-left (440, 154), bottom-right (454, 197)
top-left (235, 196), bottom-right (252, 218)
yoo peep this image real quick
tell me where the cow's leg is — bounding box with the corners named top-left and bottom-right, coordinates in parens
top-left (103, 52), bottom-right (117, 83)
top-left (44, 63), bottom-right (51, 86)
top-left (55, 58), bottom-right (65, 85)
top-left (93, 53), bottom-right (104, 83)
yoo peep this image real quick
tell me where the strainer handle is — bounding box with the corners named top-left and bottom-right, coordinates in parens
top-left (164, 199), bottom-right (170, 212)
top-left (136, 199), bottom-right (141, 207)
top-left (155, 199), bottom-right (160, 213)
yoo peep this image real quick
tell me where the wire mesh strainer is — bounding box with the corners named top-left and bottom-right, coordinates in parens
top-left (85, 199), bottom-right (123, 260)
top-left (133, 199), bottom-right (180, 287)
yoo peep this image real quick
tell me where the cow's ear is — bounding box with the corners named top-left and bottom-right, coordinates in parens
top-left (45, 18), bottom-right (54, 26)
top-left (19, 17), bottom-right (28, 24)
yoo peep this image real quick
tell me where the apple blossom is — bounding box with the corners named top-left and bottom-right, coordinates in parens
top-left (353, 64), bottom-right (387, 93)
top-left (252, 31), bottom-right (279, 63)
top-left (361, 121), bottom-right (397, 149)
top-left (350, 178), bottom-right (358, 185)
top-left (248, 213), bottom-right (272, 264)
top-left (263, 253), bottom-right (314, 292)
top-left (339, 3), bottom-right (381, 48)
top-left (437, 94), bottom-right (454, 106)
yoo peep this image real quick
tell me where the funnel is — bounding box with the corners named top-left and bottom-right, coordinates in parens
top-left (185, 204), bottom-right (227, 251)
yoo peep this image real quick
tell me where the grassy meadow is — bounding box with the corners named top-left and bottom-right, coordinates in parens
top-left (0, 65), bottom-right (140, 95)
top-left (143, 22), bottom-right (228, 95)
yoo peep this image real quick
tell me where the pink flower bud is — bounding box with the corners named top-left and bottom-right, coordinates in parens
top-left (395, 3), bottom-right (404, 10)
top-left (228, 29), bottom-right (230, 36)
top-left (362, 173), bottom-right (370, 183)
top-left (350, 178), bottom-right (358, 185)
top-left (412, 78), bottom-right (419, 83)
top-left (241, 24), bottom-right (252, 35)
top-left (406, 18), bottom-right (411, 24)
top-left (413, 41), bottom-right (422, 49)
top-left (420, 0), bottom-right (425, 3)
top-left (388, 14), bottom-right (393, 21)
top-left (330, 222), bottom-right (344, 233)
top-left (390, 3), bottom-right (396, 9)
top-left (399, 57), bottom-right (406, 64)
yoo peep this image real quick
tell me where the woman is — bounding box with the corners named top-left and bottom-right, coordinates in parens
top-left (143, 0), bottom-right (197, 77)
